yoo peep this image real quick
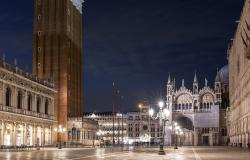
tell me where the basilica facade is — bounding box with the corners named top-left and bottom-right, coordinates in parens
top-left (0, 58), bottom-right (56, 147)
top-left (165, 73), bottom-right (222, 146)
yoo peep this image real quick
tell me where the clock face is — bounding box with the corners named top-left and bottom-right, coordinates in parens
top-left (143, 125), bottom-right (148, 131)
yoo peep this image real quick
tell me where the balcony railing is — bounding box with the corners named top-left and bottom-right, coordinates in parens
top-left (0, 60), bottom-right (54, 88)
top-left (0, 105), bottom-right (54, 120)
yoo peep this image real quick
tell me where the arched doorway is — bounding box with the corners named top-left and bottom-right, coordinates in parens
top-left (176, 117), bottom-right (194, 130)
top-left (4, 124), bottom-right (12, 146)
top-left (176, 117), bottom-right (194, 146)
top-left (16, 125), bottom-right (24, 146)
top-left (45, 128), bottom-right (50, 145)
top-left (37, 127), bottom-right (42, 146)
top-left (27, 126), bottom-right (33, 146)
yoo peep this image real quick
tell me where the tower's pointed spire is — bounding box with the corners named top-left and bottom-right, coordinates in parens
top-left (173, 78), bottom-right (176, 90)
top-left (2, 53), bottom-right (5, 61)
top-left (168, 72), bottom-right (171, 84)
top-left (205, 78), bottom-right (208, 87)
top-left (182, 79), bottom-right (185, 87)
top-left (193, 71), bottom-right (197, 83)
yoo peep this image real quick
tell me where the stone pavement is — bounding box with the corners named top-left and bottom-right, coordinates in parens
top-left (0, 146), bottom-right (249, 160)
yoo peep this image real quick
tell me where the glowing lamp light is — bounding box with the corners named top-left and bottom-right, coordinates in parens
top-left (138, 104), bottom-right (143, 109)
top-left (149, 108), bottom-right (154, 116)
top-left (158, 101), bottom-right (164, 108)
top-left (163, 108), bottom-right (170, 117)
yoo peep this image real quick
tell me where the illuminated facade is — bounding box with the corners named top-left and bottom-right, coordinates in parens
top-left (84, 112), bottom-right (127, 145)
top-left (32, 0), bottom-right (84, 141)
top-left (228, 0), bottom-right (250, 148)
top-left (0, 58), bottom-right (56, 146)
top-left (67, 117), bottom-right (99, 146)
top-left (127, 107), bottom-right (161, 145)
top-left (166, 74), bottom-right (221, 146)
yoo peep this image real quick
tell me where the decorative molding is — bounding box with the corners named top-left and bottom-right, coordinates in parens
top-left (70, 0), bottom-right (84, 14)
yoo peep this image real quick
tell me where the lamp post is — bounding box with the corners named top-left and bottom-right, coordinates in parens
top-left (172, 122), bottom-right (182, 149)
top-left (96, 130), bottom-right (104, 147)
top-left (149, 108), bottom-right (154, 147)
top-left (116, 113), bottom-right (122, 146)
top-left (54, 125), bottom-right (66, 149)
top-left (138, 104), bottom-right (143, 146)
top-left (149, 101), bottom-right (170, 155)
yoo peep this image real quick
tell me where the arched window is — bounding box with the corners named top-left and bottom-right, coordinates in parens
top-left (36, 97), bottom-right (41, 113)
top-left (28, 94), bottom-right (32, 111)
top-left (17, 91), bottom-right (22, 109)
top-left (5, 87), bottom-right (11, 107)
top-left (189, 103), bottom-right (192, 109)
top-left (45, 99), bottom-right (49, 115)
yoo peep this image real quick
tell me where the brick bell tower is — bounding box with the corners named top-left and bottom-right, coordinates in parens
top-left (32, 0), bottom-right (84, 141)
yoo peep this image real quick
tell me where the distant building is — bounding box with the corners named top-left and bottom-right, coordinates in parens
top-left (67, 117), bottom-right (99, 146)
top-left (0, 58), bottom-right (56, 146)
top-left (84, 112), bottom-right (127, 145)
top-left (228, 0), bottom-right (250, 148)
top-left (215, 65), bottom-right (229, 145)
top-left (127, 107), bottom-right (161, 145)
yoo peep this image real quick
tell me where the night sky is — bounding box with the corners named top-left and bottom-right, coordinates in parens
top-left (0, 0), bottom-right (244, 112)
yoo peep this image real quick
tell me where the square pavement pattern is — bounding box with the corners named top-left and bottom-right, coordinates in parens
top-left (0, 147), bottom-right (249, 160)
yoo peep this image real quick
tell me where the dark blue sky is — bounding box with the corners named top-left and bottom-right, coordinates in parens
top-left (0, 0), bottom-right (244, 112)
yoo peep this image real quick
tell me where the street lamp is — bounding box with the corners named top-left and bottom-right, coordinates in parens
top-left (116, 113), bottom-right (122, 145)
top-left (171, 122), bottom-right (181, 149)
top-left (148, 108), bottom-right (154, 147)
top-left (149, 101), bottom-right (169, 155)
top-left (54, 125), bottom-right (66, 149)
top-left (96, 130), bottom-right (105, 147)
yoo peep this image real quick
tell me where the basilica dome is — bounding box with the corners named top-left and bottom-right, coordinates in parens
top-left (215, 65), bottom-right (229, 84)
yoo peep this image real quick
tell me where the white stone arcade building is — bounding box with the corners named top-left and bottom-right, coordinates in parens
top-left (165, 73), bottom-right (222, 146)
top-left (0, 59), bottom-right (56, 147)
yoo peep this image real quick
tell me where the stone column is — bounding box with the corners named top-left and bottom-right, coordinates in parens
top-left (50, 126), bottom-right (53, 145)
top-left (1, 121), bottom-right (4, 145)
top-left (23, 92), bottom-right (28, 110)
top-left (2, 84), bottom-right (5, 106)
top-left (42, 127), bottom-right (45, 146)
top-left (0, 82), bottom-right (3, 105)
top-left (33, 125), bottom-right (36, 146)
top-left (209, 132), bottom-right (213, 146)
top-left (194, 129), bottom-right (198, 146)
top-left (13, 123), bottom-right (16, 146)
top-left (24, 123), bottom-right (27, 145)
top-left (33, 95), bottom-right (36, 112)
top-left (41, 97), bottom-right (45, 114)
top-left (13, 87), bottom-right (17, 108)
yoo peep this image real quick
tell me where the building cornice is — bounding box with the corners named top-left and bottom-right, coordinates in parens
top-left (70, 0), bottom-right (84, 14)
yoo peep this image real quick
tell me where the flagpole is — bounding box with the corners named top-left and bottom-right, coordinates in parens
top-left (121, 95), bottom-right (124, 147)
top-left (112, 82), bottom-right (115, 146)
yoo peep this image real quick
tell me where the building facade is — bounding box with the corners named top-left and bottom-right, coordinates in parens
top-left (228, 0), bottom-right (250, 148)
top-left (166, 74), bottom-right (221, 146)
top-left (127, 107), bottom-right (161, 145)
top-left (67, 117), bottom-right (99, 146)
top-left (32, 0), bottom-right (84, 140)
top-left (0, 58), bottom-right (56, 146)
top-left (84, 112), bottom-right (127, 145)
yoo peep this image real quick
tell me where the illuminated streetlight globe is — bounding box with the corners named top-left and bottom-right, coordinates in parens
top-left (138, 104), bottom-right (143, 109)
top-left (149, 108), bottom-right (154, 116)
top-left (163, 108), bottom-right (170, 117)
top-left (158, 101), bottom-right (164, 108)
